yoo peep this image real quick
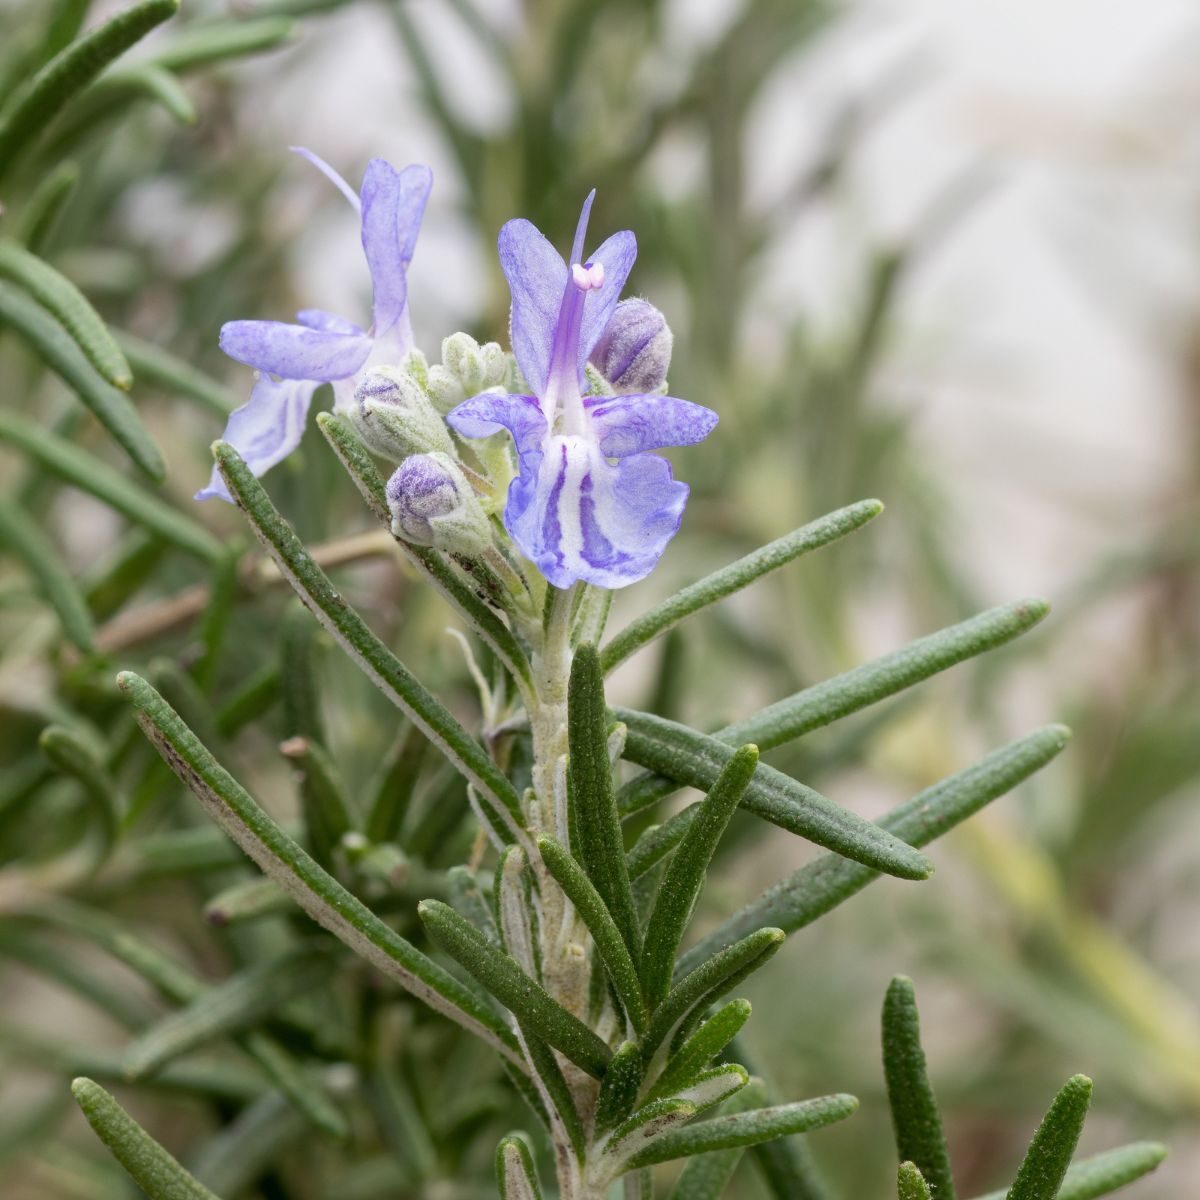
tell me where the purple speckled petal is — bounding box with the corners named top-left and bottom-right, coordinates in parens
top-left (498, 219), bottom-right (568, 396)
top-left (447, 391), bottom-right (548, 460)
top-left (504, 435), bottom-right (690, 589)
top-left (578, 228), bottom-right (637, 370)
top-left (360, 159), bottom-right (432, 338)
top-left (584, 393), bottom-right (718, 459)
top-left (295, 309), bottom-right (365, 336)
top-left (195, 376), bottom-right (318, 502)
top-left (219, 319), bottom-right (372, 381)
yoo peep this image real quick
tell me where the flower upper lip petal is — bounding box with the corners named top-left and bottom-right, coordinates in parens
top-left (360, 159), bottom-right (433, 339)
top-left (219, 319), bottom-right (373, 382)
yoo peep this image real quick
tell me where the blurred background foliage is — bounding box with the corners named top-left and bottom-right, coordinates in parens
top-left (0, 0), bottom-right (1196, 1196)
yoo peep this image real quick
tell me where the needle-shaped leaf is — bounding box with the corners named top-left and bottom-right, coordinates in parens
top-left (114, 329), bottom-right (235, 415)
top-left (0, 411), bottom-right (222, 562)
top-left (203, 877), bottom-right (292, 926)
top-left (118, 670), bottom-right (522, 1066)
top-left (149, 16), bottom-right (294, 72)
top-left (16, 159), bottom-right (79, 251)
top-left (600, 500), bottom-right (884, 671)
top-left (418, 898), bottom-right (612, 1079)
top-left (627, 806), bottom-right (700, 880)
top-left (0, 239), bottom-right (130, 389)
top-left (969, 1142), bottom-right (1167, 1200)
top-left (537, 834), bottom-right (646, 1034)
top-left (515, 1022), bottom-right (587, 1161)
top-left (365, 722), bottom-right (427, 845)
top-left (1006, 1075), bottom-right (1093, 1200)
top-left (641, 745), bottom-right (759, 1007)
top-left (569, 643), bottom-right (642, 959)
top-left (681, 725), bottom-right (1070, 972)
top-left (619, 599), bottom-right (1050, 813)
top-left (899, 1162), bottom-right (933, 1200)
top-left (281, 736), bottom-right (356, 869)
top-left (0, 494), bottom-right (93, 650)
top-left (214, 440), bottom-right (524, 828)
top-left (0, 280), bottom-right (163, 477)
top-left (497, 1134), bottom-right (543, 1200)
top-left (617, 710), bottom-right (930, 881)
top-left (623, 1094), bottom-right (860, 1169)
top-left (71, 1076), bottom-right (220, 1200)
top-left (38, 724), bottom-right (122, 851)
top-left (317, 411), bottom-right (533, 691)
top-left (882, 977), bottom-right (955, 1200)
top-left (122, 946), bottom-right (333, 1079)
top-left (642, 928), bottom-right (784, 1065)
top-left (666, 1078), bottom-right (767, 1200)
top-left (647, 999), bottom-right (752, 1103)
top-left (0, 0), bottom-right (180, 176)
top-left (595, 1041), bottom-right (647, 1137)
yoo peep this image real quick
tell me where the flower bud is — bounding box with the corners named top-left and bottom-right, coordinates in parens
top-left (386, 452), bottom-right (491, 555)
top-left (590, 298), bottom-right (673, 393)
top-left (427, 333), bottom-right (509, 414)
top-left (354, 366), bottom-right (454, 462)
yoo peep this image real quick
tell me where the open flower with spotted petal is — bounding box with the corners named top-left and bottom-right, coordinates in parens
top-left (196, 149), bottom-right (432, 501)
top-left (447, 193), bottom-right (717, 589)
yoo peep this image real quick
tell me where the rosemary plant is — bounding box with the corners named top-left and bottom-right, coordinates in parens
top-left (0, 3), bottom-right (1177, 1199)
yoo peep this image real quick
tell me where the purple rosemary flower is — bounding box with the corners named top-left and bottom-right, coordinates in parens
top-left (447, 194), bottom-right (716, 589)
top-left (196, 149), bottom-right (432, 501)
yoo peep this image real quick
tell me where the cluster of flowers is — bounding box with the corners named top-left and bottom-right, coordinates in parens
top-left (198, 151), bottom-right (717, 589)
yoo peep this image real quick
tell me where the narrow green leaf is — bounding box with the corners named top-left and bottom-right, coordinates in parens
top-left (516, 1023), bottom-right (587, 1161)
top-left (0, 411), bottom-right (222, 562)
top-left (71, 1077), bottom-right (220, 1200)
top-left (600, 500), bottom-right (884, 671)
top-left (281, 736), bottom-right (356, 869)
top-left (280, 599), bottom-right (325, 743)
top-left (647, 999), bottom-right (752, 1103)
top-left (1006, 1075), bottom-right (1093, 1200)
top-left (0, 495), bottom-right (93, 650)
top-left (899, 1162), bottom-right (933, 1200)
top-left (601, 1098), bottom-right (698, 1170)
top-left (0, 0), bottom-right (180, 175)
top-left (214, 440), bottom-right (524, 827)
top-left (882, 977), bottom-right (955, 1200)
top-left (681, 725), bottom-right (1070, 972)
top-left (418, 898), bottom-right (612, 1078)
top-left (117, 670), bottom-right (522, 1066)
top-left (642, 928), bottom-right (784, 1065)
top-left (627, 806), bottom-right (699, 880)
top-left (970, 1143), bottom-right (1167, 1200)
top-left (150, 17), bottom-right (294, 72)
top-left (617, 710), bottom-right (930, 881)
top-left (189, 1093), bottom-right (306, 1197)
top-left (537, 834), bottom-right (647, 1034)
top-left (16, 159), bottom-right (79, 251)
top-left (122, 947), bottom-right (332, 1079)
top-left (667, 1079), bottom-right (767, 1200)
top-left (216, 664), bottom-right (280, 736)
top-left (0, 280), bottom-right (163, 478)
top-left (0, 1024), bottom-right (263, 1102)
top-left (641, 746), bottom-right (759, 1007)
top-left (568, 643), bottom-right (642, 959)
top-left (620, 599), bottom-right (1050, 813)
top-left (0, 239), bottom-right (130, 388)
top-left (596, 1041), bottom-right (647, 1137)
top-left (38, 724), bottom-right (121, 850)
top-left (203, 877), bottom-right (292, 926)
top-left (365, 722), bottom-right (427, 844)
top-left (192, 548), bottom-right (241, 691)
top-left (114, 329), bottom-right (236, 416)
top-left (92, 63), bottom-right (197, 124)
top-left (317, 411), bottom-right (533, 690)
top-left (623, 1095), bottom-right (859, 1169)
top-left (496, 1134), bottom-right (543, 1200)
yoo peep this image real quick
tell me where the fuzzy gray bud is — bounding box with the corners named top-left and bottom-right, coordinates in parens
top-left (385, 452), bottom-right (491, 555)
top-left (590, 298), bottom-right (673, 393)
top-left (353, 365), bottom-right (454, 462)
